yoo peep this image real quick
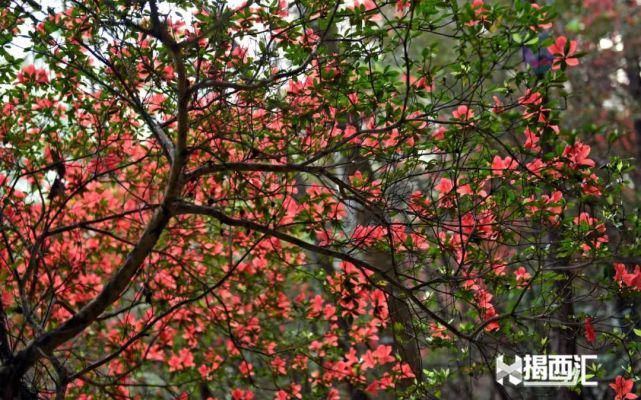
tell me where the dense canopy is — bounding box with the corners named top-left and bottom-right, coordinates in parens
top-left (1, 0), bottom-right (641, 399)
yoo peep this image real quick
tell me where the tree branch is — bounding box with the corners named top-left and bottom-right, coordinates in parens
top-left (173, 201), bottom-right (470, 342)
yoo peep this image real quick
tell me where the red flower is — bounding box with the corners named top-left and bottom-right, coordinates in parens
top-left (435, 177), bottom-right (454, 194)
top-left (452, 105), bottom-right (474, 120)
top-left (432, 126), bottom-right (446, 140)
top-left (467, 0), bottom-right (488, 27)
top-left (17, 64), bottom-right (50, 84)
top-left (491, 155), bottom-right (517, 176)
top-left (547, 36), bottom-right (579, 69)
top-left (523, 127), bottom-right (540, 151)
top-left (168, 348), bottom-right (195, 372)
top-left (562, 142), bottom-right (595, 168)
top-left (231, 388), bottom-right (255, 400)
top-left (584, 317), bottom-right (596, 344)
top-left (514, 266), bottom-right (531, 287)
top-left (614, 263), bottom-right (628, 286)
top-left (613, 264), bottom-right (641, 290)
top-left (610, 376), bottom-right (638, 400)
top-left (362, 345), bottom-right (395, 370)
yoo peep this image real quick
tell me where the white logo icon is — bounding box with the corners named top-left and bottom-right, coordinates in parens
top-left (496, 354), bottom-right (597, 387)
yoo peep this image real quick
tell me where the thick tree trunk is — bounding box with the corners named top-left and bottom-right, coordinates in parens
top-left (548, 222), bottom-right (580, 400)
top-left (623, 31), bottom-right (641, 189)
top-left (552, 271), bottom-right (581, 400)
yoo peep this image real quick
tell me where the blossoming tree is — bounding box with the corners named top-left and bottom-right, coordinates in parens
top-left (0, 0), bottom-right (630, 399)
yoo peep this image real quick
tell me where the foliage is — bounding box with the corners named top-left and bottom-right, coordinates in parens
top-left (0, 0), bottom-right (635, 399)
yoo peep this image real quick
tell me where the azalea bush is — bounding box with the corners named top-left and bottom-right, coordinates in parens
top-left (0, 0), bottom-right (639, 399)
